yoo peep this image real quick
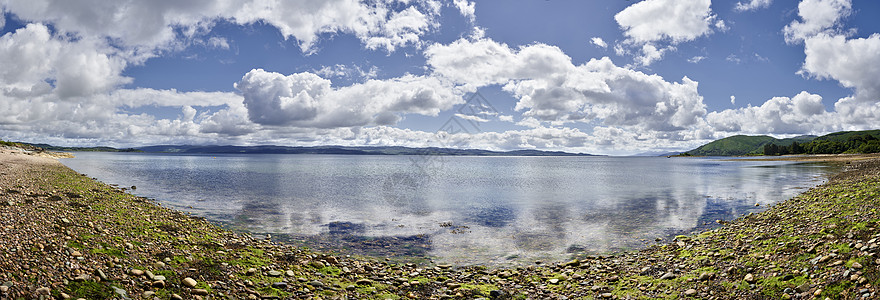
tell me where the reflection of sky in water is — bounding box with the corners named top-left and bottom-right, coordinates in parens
top-left (62, 153), bottom-right (836, 266)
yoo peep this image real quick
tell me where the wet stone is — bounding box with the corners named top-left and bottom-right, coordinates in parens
top-left (271, 282), bottom-right (288, 289)
top-left (267, 270), bottom-right (282, 277)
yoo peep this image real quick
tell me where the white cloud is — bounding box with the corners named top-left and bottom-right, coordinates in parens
top-left (515, 117), bottom-right (542, 128)
top-left (614, 0), bottom-right (714, 44)
top-left (498, 115), bottom-right (514, 122)
top-left (3, 0), bottom-right (443, 54)
top-left (715, 20), bottom-right (728, 32)
top-left (783, 0), bottom-right (851, 44)
top-left (426, 38), bottom-right (708, 136)
top-left (708, 89), bottom-right (880, 136)
top-left (361, 6), bottom-right (435, 52)
top-left (688, 56), bottom-right (706, 63)
top-left (591, 37), bottom-right (607, 49)
top-left (454, 113), bottom-right (488, 123)
top-left (0, 23), bottom-right (131, 99)
top-left (726, 54), bottom-right (741, 64)
top-left (730, 95), bottom-right (736, 105)
top-left (707, 91), bottom-right (831, 134)
top-left (452, 0), bottom-right (476, 21)
top-left (633, 44), bottom-right (669, 67)
top-left (801, 33), bottom-right (880, 102)
top-left (426, 38), bottom-right (572, 92)
top-left (612, 0), bottom-right (716, 66)
top-left (207, 37), bottom-right (230, 49)
top-left (0, 85), bottom-right (257, 145)
top-left (735, 0), bottom-right (772, 12)
top-left (0, 10), bottom-right (5, 29)
top-left (754, 53), bottom-right (770, 62)
top-left (235, 69), bottom-right (462, 128)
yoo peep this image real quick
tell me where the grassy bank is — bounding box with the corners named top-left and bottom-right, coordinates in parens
top-left (1, 150), bottom-right (878, 299)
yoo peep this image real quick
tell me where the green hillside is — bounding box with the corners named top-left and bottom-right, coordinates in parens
top-left (684, 135), bottom-right (777, 156)
top-left (683, 129), bottom-right (880, 156)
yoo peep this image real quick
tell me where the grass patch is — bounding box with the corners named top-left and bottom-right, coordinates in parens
top-left (65, 281), bottom-right (113, 299)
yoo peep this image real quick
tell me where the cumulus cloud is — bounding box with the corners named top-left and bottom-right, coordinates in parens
top-left (707, 91), bottom-right (831, 134)
top-left (783, 0), bottom-right (851, 44)
top-left (3, 0), bottom-right (443, 53)
top-left (612, 0), bottom-right (718, 66)
top-left (633, 44), bottom-right (670, 67)
top-left (735, 0), bottom-right (772, 12)
top-left (0, 86), bottom-right (256, 145)
top-left (452, 0), bottom-right (476, 21)
top-left (426, 38), bottom-right (708, 135)
top-left (235, 69), bottom-right (462, 128)
top-left (591, 37), bottom-right (607, 49)
top-left (801, 33), bottom-right (880, 102)
top-left (0, 23), bottom-right (131, 99)
top-left (707, 88), bottom-right (880, 136)
top-left (614, 0), bottom-right (714, 44)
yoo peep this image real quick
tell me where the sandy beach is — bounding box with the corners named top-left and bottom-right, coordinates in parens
top-left (1, 149), bottom-right (879, 299)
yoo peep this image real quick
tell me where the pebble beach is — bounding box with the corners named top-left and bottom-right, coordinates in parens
top-left (2, 147), bottom-right (879, 299)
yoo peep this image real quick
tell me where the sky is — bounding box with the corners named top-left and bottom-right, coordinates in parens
top-left (1, 0), bottom-right (879, 155)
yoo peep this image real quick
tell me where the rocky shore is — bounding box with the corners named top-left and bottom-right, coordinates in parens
top-left (1, 149), bottom-right (879, 299)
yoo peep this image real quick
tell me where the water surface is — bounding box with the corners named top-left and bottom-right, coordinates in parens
top-left (62, 153), bottom-right (835, 266)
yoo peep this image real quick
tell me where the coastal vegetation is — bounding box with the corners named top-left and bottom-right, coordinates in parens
top-left (682, 129), bottom-right (880, 156)
top-left (1, 145), bottom-right (879, 299)
top-left (762, 131), bottom-right (880, 156)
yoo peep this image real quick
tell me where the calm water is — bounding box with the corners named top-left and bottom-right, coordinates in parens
top-left (61, 153), bottom-right (835, 266)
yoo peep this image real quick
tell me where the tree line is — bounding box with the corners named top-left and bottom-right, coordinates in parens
top-left (763, 134), bottom-right (880, 156)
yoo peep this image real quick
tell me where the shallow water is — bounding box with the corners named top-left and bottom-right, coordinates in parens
top-left (62, 153), bottom-right (836, 266)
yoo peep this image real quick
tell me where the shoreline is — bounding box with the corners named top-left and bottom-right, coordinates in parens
top-left (1, 151), bottom-right (879, 299)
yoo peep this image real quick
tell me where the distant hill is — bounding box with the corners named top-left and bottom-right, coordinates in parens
top-left (136, 145), bottom-right (595, 156)
top-left (682, 134), bottom-right (818, 156)
top-left (684, 135), bottom-right (777, 156)
top-left (682, 130), bottom-right (880, 156)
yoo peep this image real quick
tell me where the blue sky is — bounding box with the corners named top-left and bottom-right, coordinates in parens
top-left (1, 0), bottom-right (879, 155)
